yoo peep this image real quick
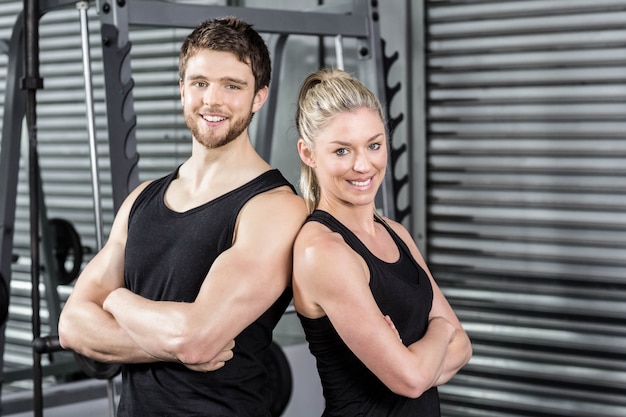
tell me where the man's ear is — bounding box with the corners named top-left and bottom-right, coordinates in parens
top-left (252, 86), bottom-right (269, 113)
top-left (297, 138), bottom-right (315, 168)
top-left (179, 79), bottom-right (185, 107)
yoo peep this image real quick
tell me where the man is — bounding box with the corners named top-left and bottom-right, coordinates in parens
top-left (58, 17), bottom-right (307, 416)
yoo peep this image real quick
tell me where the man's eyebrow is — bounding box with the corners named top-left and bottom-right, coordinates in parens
top-left (184, 74), bottom-right (248, 86)
top-left (221, 76), bottom-right (248, 85)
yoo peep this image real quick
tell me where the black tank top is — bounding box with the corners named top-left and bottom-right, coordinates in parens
top-left (118, 168), bottom-right (295, 417)
top-left (298, 210), bottom-right (440, 417)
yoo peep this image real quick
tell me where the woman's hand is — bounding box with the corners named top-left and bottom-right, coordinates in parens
top-left (384, 315), bottom-right (402, 343)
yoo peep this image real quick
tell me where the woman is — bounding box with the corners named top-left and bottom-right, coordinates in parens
top-left (293, 68), bottom-right (472, 416)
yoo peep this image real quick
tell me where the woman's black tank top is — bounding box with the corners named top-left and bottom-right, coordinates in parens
top-left (298, 210), bottom-right (440, 417)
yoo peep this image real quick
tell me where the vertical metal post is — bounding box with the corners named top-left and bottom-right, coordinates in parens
top-left (0, 14), bottom-right (27, 405)
top-left (96, 0), bottom-right (140, 213)
top-left (22, 0), bottom-right (44, 414)
top-left (77, 4), bottom-right (116, 415)
top-left (77, 1), bottom-right (104, 250)
top-left (334, 35), bottom-right (344, 70)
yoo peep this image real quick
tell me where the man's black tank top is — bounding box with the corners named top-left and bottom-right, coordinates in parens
top-left (118, 168), bottom-right (295, 417)
top-left (298, 210), bottom-right (440, 417)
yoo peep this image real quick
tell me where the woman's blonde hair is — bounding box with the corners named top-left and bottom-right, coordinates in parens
top-left (295, 68), bottom-right (385, 213)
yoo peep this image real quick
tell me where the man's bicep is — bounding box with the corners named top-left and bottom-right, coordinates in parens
top-left (236, 191), bottom-right (306, 260)
top-left (196, 236), bottom-right (291, 316)
top-left (190, 195), bottom-right (305, 340)
top-left (70, 242), bottom-right (126, 304)
top-left (64, 185), bottom-right (140, 307)
top-left (182, 248), bottom-right (287, 359)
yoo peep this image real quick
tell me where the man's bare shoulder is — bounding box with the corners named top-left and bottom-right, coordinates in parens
top-left (253, 184), bottom-right (307, 214)
top-left (235, 184), bottom-right (307, 239)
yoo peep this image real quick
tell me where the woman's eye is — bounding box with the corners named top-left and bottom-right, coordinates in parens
top-left (369, 143), bottom-right (381, 151)
top-left (336, 148), bottom-right (348, 156)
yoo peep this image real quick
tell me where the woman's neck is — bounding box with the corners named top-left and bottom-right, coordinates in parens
top-left (317, 202), bottom-right (378, 235)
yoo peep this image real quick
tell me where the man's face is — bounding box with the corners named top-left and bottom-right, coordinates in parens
top-left (180, 49), bottom-right (267, 149)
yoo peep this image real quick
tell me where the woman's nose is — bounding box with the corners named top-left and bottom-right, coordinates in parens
top-left (353, 152), bottom-right (371, 172)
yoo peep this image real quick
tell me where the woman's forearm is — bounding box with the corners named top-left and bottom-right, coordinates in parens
top-left (434, 328), bottom-right (473, 386)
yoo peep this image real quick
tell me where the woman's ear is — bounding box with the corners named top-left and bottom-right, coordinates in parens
top-left (297, 138), bottom-right (315, 168)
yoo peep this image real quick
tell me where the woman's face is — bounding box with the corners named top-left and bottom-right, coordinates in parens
top-left (300, 107), bottom-right (388, 209)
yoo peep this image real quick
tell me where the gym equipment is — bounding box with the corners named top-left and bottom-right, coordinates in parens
top-left (32, 334), bottom-right (122, 380)
top-left (76, 2), bottom-right (120, 415)
top-left (49, 218), bottom-right (83, 286)
top-left (0, 273), bottom-right (8, 327)
top-left (23, 2), bottom-right (122, 416)
top-left (73, 354), bottom-right (122, 381)
top-left (264, 340), bottom-right (293, 417)
top-left (22, 0), bottom-right (45, 414)
top-left (95, 0), bottom-right (393, 215)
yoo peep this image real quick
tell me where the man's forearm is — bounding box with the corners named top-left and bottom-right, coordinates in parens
top-left (103, 287), bottom-right (188, 362)
top-left (59, 300), bottom-right (158, 363)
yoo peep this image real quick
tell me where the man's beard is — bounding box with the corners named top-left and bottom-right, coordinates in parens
top-left (185, 107), bottom-right (253, 149)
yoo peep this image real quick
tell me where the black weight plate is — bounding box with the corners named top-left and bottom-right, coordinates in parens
top-left (74, 352), bottom-right (122, 380)
top-left (264, 341), bottom-right (293, 416)
top-left (49, 218), bottom-right (83, 285)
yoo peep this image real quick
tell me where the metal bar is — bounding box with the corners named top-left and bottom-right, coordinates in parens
top-left (22, 0), bottom-right (44, 414)
top-left (98, 19), bottom-right (140, 212)
top-left (353, 0), bottom-right (396, 220)
top-left (255, 34), bottom-right (288, 162)
top-left (334, 35), bottom-right (345, 70)
top-left (125, 0), bottom-right (370, 38)
top-left (77, 1), bottom-right (104, 251)
top-left (77, 4), bottom-right (118, 415)
top-left (409, 0), bottom-right (427, 249)
top-left (0, 19), bottom-right (28, 383)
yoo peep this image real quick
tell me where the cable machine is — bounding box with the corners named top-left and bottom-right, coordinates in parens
top-left (0, 0), bottom-right (394, 414)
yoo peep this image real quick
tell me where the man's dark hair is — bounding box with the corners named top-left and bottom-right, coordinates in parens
top-left (179, 16), bottom-right (271, 93)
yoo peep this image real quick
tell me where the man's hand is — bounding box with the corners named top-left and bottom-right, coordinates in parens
top-left (183, 339), bottom-right (235, 372)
